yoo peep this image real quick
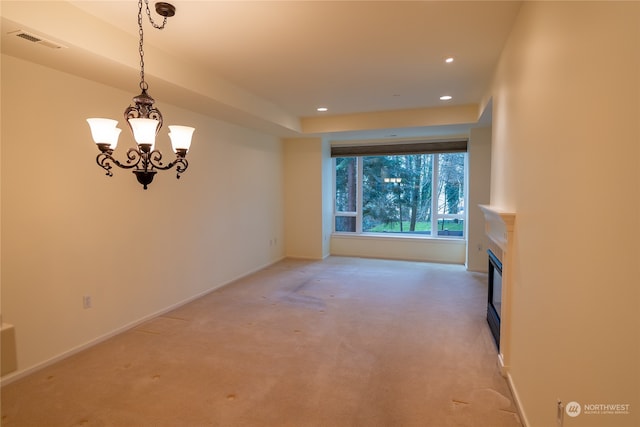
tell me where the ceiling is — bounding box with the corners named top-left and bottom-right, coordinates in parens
top-left (1, 1), bottom-right (521, 140)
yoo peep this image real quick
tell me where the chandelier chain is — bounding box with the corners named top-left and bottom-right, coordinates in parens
top-left (137, 0), bottom-right (146, 90)
top-left (137, 0), bottom-right (168, 91)
top-left (144, 0), bottom-right (169, 30)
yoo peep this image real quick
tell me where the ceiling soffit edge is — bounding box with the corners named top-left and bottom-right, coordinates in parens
top-left (301, 104), bottom-right (479, 135)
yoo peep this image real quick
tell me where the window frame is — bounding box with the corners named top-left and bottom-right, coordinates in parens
top-left (333, 152), bottom-right (467, 239)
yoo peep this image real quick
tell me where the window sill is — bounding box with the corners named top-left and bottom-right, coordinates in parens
top-left (331, 232), bottom-right (464, 243)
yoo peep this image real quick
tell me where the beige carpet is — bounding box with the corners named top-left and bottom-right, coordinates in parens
top-left (1, 257), bottom-right (521, 427)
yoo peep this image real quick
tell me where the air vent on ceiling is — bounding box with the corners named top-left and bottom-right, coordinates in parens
top-left (10, 30), bottom-right (67, 50)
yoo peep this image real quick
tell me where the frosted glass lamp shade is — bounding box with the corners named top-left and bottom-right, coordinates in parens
top-left (86, 118), bottom-right (121, 149)
top-left (168, 125), bottom-right (194, 154)
top-left (128, 118), bottom-right (159, 147)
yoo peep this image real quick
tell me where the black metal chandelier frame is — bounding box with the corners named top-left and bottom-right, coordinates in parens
top-left (91, 0), bottom-right (192, 190)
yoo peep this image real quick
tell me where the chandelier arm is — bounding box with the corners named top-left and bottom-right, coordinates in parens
top-left (148, 150), bottom-right (182, 170)
top-left (125, 147), bottom-right (146, 168)
top-left (95, 149), bottom-right (144, 177)
top-left (96, 152), bottom-right (115, 177)
top-left (173, 158), bottom-right (189, 180)
top-left (147, 150), bottom-right (189, 179)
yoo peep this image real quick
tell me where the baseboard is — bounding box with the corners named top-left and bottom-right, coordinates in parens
top-left (1, 323), bottom-right (18, 376)
top-left (284, 255), bottom-right (326, 261)
top-left (498, 353), bottom-right (508, 375)
top-left (466, 266), bottom-right (489, 273)
top-left (505, 370), bottom-right (530, 427)
top-left (329, 253), bottom-right (465, 265)
top-left (0, 256), bottom-right (286, 387)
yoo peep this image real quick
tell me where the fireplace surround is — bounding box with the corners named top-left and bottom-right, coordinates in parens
top-left (478, 205), bottom-right (515, 374)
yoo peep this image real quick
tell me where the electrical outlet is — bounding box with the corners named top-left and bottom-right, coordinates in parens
top-left (83, 295), bottom-right (92, 309)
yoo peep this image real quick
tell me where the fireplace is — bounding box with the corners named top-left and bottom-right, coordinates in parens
top-left (487, 249), bottom-right (502, 348)
top-left (479, 205), bottom-right (515, 373)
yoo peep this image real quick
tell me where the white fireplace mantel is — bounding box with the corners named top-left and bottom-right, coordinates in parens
top-left (478, 205), bottom-right (515, 251)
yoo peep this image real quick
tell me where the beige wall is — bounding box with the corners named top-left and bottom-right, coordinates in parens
top-left (321, 139), bottom-right (333, 258)
top-left (283, 137), bottom-right (325, 259)
top-left (331, 234), bottom-right (466, 264)
top-left (466, 127), bottom-right (492, 272)
top-left (1, 55), bottom-right (285, 380)
top-left (490, 2), bottom-right (639, 426)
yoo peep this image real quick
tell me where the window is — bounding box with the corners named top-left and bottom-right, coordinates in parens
top-left (334, 149), bottom-right (466, 238)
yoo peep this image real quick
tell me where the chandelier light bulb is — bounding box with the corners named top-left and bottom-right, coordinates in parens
top-left (86, 118), bottom-right (121, 149)
top-left (109, 128), bottom-right (122, 150)
top-left (129, 118), bottom-right (159, 148)
top-left (168, 125), bottom-right (195, 154)
top-left (86, 118), bottom-right (122, 151)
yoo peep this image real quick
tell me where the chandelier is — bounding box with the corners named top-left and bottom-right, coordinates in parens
top-left (86, 0), bottom-right (194, 190)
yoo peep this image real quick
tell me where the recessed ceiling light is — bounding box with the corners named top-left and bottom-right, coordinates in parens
top-left (440, 95), bottom-right (452, 101)
top-left (444, 56), bottom-right (455, 63)
top-left (317, 107), bottom-right (328, 112)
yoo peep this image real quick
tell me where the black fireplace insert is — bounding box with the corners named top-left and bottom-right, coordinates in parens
top-left (487, 249), bottom-right (502, 348)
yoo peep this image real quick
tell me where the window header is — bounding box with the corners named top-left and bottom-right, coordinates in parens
top-left (330, 139), bottom-right (468, 157)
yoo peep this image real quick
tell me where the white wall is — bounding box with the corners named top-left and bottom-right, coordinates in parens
top-left (490, 3), bottom-right (639, 426)
top-left (1, 55), bottom-right (285, 380)
top-left (466, 127), bottom-right (492, 272)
